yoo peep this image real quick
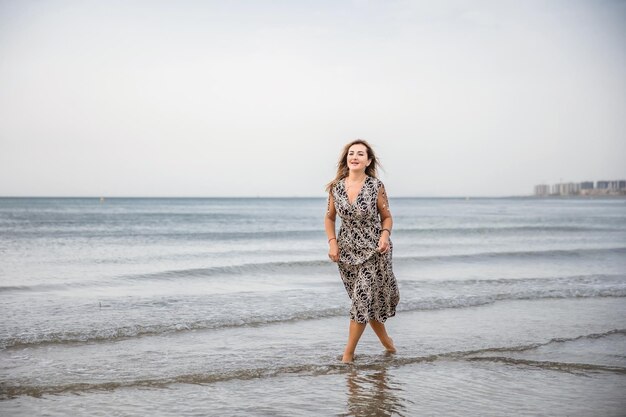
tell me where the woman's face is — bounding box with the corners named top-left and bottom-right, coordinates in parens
top-left (346, 144), bottom-right (371, 172)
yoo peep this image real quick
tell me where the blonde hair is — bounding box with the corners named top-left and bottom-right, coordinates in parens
top-left (325, 139), bottom-right (380, 192)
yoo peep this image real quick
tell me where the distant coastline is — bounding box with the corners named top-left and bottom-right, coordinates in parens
top-left (522, 194), bottom-right (626, 199)
top-left (533, 180), bottom-right (625, 197)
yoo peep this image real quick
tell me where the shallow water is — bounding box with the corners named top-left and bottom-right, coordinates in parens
top-left (1, 197), bottom-right (625, 415)
top-left (2, 298), bottom-right (625, 416)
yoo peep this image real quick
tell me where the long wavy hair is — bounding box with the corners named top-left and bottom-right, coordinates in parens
top-left (326, 139), bottom-right (380, 192)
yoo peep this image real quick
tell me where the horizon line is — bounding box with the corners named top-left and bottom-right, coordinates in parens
top-left (0, 194), bottom-right (589, 199)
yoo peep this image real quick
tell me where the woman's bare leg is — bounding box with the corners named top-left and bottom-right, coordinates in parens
top-left (369, 320), bottom-right (396, 353)
top-left (342, 320), bottom-right (367, 363)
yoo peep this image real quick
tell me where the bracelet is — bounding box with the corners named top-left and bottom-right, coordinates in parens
top-left (328, 237), bottom-right (337, 243)
top-left (381, 228), bottom-right (391, 236)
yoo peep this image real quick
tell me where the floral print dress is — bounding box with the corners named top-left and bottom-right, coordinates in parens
top-left (331, 176), bottom-right (400, 323)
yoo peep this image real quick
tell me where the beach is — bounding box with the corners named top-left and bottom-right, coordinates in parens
top-left (1, 197), bottom-right (625, 416)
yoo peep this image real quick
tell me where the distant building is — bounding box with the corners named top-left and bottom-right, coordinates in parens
top-left (534, 184), bottom-right (550, 196)
top-left (609, 180), bottom-right (626, 191)
top-left (536, 180), bottom-right (625, 196)
top-left (597, 181), bottom-right (609, 189)
top-left (551, 182), bottom-right (579, 195)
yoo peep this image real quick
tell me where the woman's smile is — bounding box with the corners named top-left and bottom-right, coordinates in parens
top-left (347, 144), bottom-right (371, 171)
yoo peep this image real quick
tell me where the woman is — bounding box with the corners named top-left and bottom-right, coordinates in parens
top-left (325, 140), bottom-right (400, 363)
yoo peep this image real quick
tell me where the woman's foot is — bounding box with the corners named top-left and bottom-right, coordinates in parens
top-left (383, 337), bottom-right (396, 353)
top-left (342, 352), bottom-right (355, 363)
top-left (369, 320), bottom-right (396, 353)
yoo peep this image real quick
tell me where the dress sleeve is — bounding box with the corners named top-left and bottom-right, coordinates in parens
top-left (326, 189), bottom-right (337, 220)
top-left (377, 180), bottom-right (391, 218)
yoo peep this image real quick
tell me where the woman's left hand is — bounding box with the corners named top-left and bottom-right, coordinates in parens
top-left (377, 236), bottom-right (390, 254)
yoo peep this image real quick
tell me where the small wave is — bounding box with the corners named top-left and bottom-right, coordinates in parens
top-left (142, 247), bottom-right (626, 279)
top-left (465, 356), bottom-right (626, 374)
top-left (458, 329), bottom-right (626, 356)
top-left (2, 329), bottom-right (624, 399)
top-left (1, 228), bottom-right (323, 241)
top-left (0, 307), bottom-right (345, 350)
top-left (3, 286), bottom-right (625, 350)
top-left (0, 285), bottom-right (37, 292)
top-left (2, 247), bottom-right (624, 294)
top-left (129, 259), bottom-right (331, 280)
top-left (464, 273), bottom-right (620, 283)
top-left (376, 328), bottom-right (626, 373)
top-left (397, 282), bottom-right (626, 313)
top-left (0, 362), bottom-right (349, 399)
top-left (5, 224), bottom-right (621, 240)
top-left (401, 273), bottom-right (626, 286)
top-left (396, 246), bottom-right (626, 264)
top-left (396, 225), bottom-right (623, 235)
top-left (0, 259), bottom-right (333, 293)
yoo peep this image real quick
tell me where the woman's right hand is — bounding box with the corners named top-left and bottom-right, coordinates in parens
top-left (328, 240), bottom-right (339, 262)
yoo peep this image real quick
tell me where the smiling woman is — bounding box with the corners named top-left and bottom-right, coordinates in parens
top-left (325, 140), bottom-right (400, 363)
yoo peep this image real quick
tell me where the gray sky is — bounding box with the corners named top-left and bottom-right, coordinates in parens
top-left (1, 0), bottom-right (625, 197)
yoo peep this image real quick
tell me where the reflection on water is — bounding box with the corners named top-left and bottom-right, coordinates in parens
top-left (339, 365), bottom-right (407, 417)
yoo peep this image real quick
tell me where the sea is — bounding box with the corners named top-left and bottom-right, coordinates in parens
top-left (1, 196), bottom-right (625, 416)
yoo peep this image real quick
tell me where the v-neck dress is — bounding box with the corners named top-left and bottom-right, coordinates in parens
top-left (331, 176), bottom-right (400, 323)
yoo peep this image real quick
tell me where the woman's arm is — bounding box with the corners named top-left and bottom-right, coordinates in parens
top-left (377, 184), bottom-right (393, 254)
top-left (325, 192), bottom-right (339, 262)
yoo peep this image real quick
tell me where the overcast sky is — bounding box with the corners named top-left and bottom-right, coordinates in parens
top-left (1, 0), bottom-right (625, 197)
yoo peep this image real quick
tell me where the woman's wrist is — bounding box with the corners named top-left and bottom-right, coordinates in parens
top-left (381, 228), bottom-right (391, 236)
top-left (328, 237), bottom-right (337, 244)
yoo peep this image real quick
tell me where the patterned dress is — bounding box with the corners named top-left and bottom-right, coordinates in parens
top-left (331, 176), bottom-right (400, 324)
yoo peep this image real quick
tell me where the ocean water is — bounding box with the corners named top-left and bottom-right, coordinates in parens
top-left (1, 196), bottom-right (625, 416)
